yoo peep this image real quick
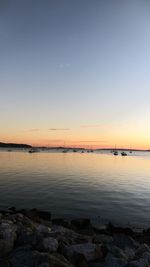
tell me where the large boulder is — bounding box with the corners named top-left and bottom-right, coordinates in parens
top-left (9, 246), bottom-right (73, 267)
top-left (21, 209), bottom-right (51, 222)
top-left (127, 258), bottom-right (149, 267)
top-left (42, 237), bottom-right (58, 252)
top-left (36, 224), bottom-right (51, 235)
top-left (113, 233), bottom-right (139, 250)
top-left (93, 234), bottom-right (113, 244)
top-left (0, 222), bottom-right (17, 256)
top-left (71, 218), bottom-right (91, 230)
top-left (64, 242), bottom-right (103, 264)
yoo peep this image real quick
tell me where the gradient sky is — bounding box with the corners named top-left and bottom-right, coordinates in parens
top-left (0, 0), bottom-right (150, 148)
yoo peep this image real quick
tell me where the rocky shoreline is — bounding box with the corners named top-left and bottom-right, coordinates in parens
top-left (0, 208), bottom-right (150, 267)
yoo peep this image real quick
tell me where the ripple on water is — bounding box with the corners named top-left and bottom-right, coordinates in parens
top-left (0, 150), bottom-right (150, 227)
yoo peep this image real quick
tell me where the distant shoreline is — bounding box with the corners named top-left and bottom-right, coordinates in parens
top-left (0, 142), bottom-right (150, 152)
top-left (0, 142), bottom-right (150, 151)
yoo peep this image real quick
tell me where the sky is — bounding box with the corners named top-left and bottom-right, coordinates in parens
top-left (0, 0), bottom-right (150, 149)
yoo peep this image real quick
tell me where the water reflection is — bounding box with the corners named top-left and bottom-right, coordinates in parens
top-left (0, 150), bottom-right (150, 227)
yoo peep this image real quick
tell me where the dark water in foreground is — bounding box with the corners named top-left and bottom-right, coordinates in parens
top-left (0, 149), bottom-right (150, 227)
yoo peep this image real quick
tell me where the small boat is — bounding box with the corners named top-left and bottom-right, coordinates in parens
top-left (73, 149), bottom-right (77, 152)
top-left (62, 149), bottom-right (68, 153)
top-left (114, 151), bottom-right (118, 156)
top-left (81, 150), bottom-right (84, 153)
top-left (28, 149), bottom-right (39, 153)
top-left (121, 151), bottom-right (127, 156)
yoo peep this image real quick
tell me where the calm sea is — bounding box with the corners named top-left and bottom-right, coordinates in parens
top-left (0, 149), bottom-right (150, 227)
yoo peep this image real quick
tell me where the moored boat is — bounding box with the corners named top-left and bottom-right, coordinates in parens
top-left (121, 151), bottom-right (127, 156)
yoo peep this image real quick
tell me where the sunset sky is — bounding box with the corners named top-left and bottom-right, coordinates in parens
top-left (0, 0), bottom-right (150, 149)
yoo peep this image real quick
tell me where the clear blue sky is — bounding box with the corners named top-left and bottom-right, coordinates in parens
top-left (0, 0), bottom-right (150, 148)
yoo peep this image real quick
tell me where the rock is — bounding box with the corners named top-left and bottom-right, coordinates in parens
top-left (75, 254), bottom-right (88, 267)
top-left (0, 239), bottom-right (14, 257)
top-left (16, 226), bottom-right (42, 248)
top-left (43, 237), bottom-right (58, 252)
top-left (50, 225), bottom-right (80, 244)
top-left (71, 218), bottom-right (91, 229)
top-left (52, 218), bottom-right (65, 225)
top-left (107, 223), bottom-right (134, 236)
top-left (93, 224), bottom-right (107, 234)
top-left (21, 208), bottom-right (51, 222)
top-left (107, 244), bottom-right (128, 260)
top-left (9, 246), bottom-right (35, 267)
top-left (47, 253), bottom-right (74, 267)
top-left (93, 254), bottom-right (127, 267)
top-left (36, 223), bottom-right (51, 234)
top-left (136, 244), bottom-right (150, 256)
top-left (113, 233), bottom-right (139, 250)
top-left (124, 247), bottom-right (135, 260)
top-left (0, 222), bottom-right (17, 256)
top-left (0, 260), bottom-right (11, 267)
top-left (142, 252), bottom-right (150, 263)
top-left (93, 234), bottom-right (113, 244)
top-left (64, 242), bottom-right (103, 263)
top-left (9, 246), bottom-right (73, 267)
top-left (127, 258), bottom-right (149, 267)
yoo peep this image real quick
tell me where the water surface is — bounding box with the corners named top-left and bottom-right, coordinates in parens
top-left (0, 149), bottom-right (150, 227)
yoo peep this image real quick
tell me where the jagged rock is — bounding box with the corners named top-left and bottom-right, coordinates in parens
top-left (127, 258), bottom-right (149, 267)
top-left (0, 222), bottom-right (17, 256)
top-left (113, 233), bottom-right (139, 250)
top-left (93, 234), bottom-right (113, 244)
top-left (136, 244), bottom-right (150, 256)
top-left (64, 242), bottom-right (103, 263)
top-left (51, 219), bottom-right (71, 229)
top-left (21, 208), bottom-right (51, 222)
top-left (107, 244), bottom-right (128, 260)
top-left (142, 252), bottom-right (150, 263)
top-left (16, 225), bottom-right (42, 248)
top-left (9, 246), bottom-right (73, 267)
top-left (71, 218), bottom-right (91, 230)
top-left (124, 247), bottom-right (135, 260)
top-left (50, 225), bottom-right (80, 244)
top-left (107, 224), bottom-right (134, 236)
top-left (36, 224), bottom-right (51, 234)
top-left (42, 237), bottom-right (58, 252)
top-left (93, 254), bottom-right (127, 267)
top-left (0, 260), bottom-right (11, 267)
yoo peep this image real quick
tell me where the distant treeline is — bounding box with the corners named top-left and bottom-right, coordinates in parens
top-left (0, 142), bottom-right (32, 148)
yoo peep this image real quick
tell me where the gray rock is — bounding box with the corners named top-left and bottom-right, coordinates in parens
top-left (93, 234), bottom-right (113, 244)
top-left (142, 252), bottom-right (150, 263)
top-left (43, 237), bottom-right (58, 252)
top-left (124, 247), bottom-right (135, 260)
top-left (0, 260), bottom-right (11, 267)
top-left (9, 246), bottom-right (73, 267)
top-left (107, 244), bottom-right (128, 260)
top-left (93, 254), bottom-right (127, 267)
top-left (136, 244), bottom-right (150, 256)
top-left (50, 225), bottom-right (80, 244)
top-left (127, 258), bottom-right (149, 267)
top-left (0, 222), bottom-right (17, 256)
top-left (36, 223), bottom-right (51, 234)
top-left (65, 242), bottom-right (103, 263)
top-left (113, 233), bottom-right (139, 250)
